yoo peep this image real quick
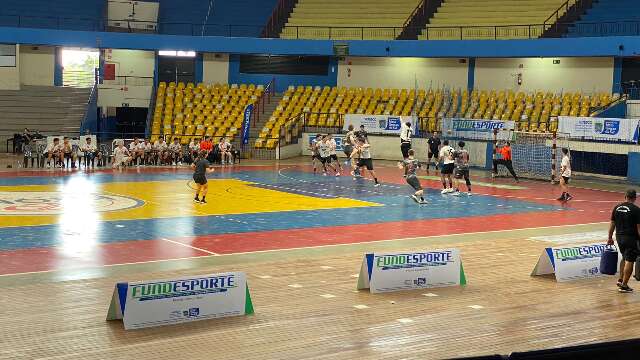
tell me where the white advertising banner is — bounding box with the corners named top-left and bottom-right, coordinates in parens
top-left (357, 249), bottom-right (466, 293)
top-left (107, 272), bottom-right (254, 330)
top-left (558, 116), bottom-right (640, 142)
top-left (343, 114), bottom-right (416, 135)
top-left (531, 243), bottom-right (607, 282)
top-left (442, 118), bottom-right (515, 141)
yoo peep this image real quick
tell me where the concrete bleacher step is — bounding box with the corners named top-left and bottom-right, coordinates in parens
top-left (250, 93), bottom-right (284, 138)
top-left (0, 86), bottom-right (90, 142)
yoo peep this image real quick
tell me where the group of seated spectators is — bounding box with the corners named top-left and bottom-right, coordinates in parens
top-left (14, 128), bottom-right (44, 153)
top-left (43, 136), bottom-right (102, 169)
top-left (110, 136), bottom-right (240, 169)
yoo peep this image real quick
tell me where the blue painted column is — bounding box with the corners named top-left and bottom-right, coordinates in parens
top-left (153, 52), bottom-right (159, 88)
top-left (195, 52), bottom-right (204, 83)
top-left (467, 57), bottom-right (476, 91)
top-left (612, 57), bottom-right (622, 94)
top-left (629, 152), bottom-right (640, 184)
top-left (54, 47), bottom-right (63, 86)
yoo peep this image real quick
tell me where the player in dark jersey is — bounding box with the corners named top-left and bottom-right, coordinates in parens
top-left (608, 189), bottom-right (640, 293)
top-left (426, 131), bottom-right (442, 171)
top-left (453, 141), bottom-right (472, 196)
top-left (399, 149), bottom-right (425, 204)
top-left (190, 150), bottom-right (215, 204)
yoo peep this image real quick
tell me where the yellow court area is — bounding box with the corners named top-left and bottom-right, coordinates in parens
top-left (0, 178), bottom-right (377, 227)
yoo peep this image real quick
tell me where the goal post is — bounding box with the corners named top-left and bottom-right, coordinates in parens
top-left (493, 130), bottom-right (568, 182)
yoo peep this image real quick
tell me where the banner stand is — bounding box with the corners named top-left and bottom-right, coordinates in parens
top-left (107, 272), bottom-right (254, 330)
top-left (531, 244), bottom-right (608, 282)
top-left (357, 249), bottom-right (466, 293)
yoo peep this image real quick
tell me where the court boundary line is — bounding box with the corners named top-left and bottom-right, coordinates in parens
top-left (160, 238), bottom-right (219, 255)
top-left (0, 220), bottom-right (608, 278)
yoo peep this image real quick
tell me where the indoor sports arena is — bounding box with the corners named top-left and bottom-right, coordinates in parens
top-left (1, 1), bottom-right (640, 359)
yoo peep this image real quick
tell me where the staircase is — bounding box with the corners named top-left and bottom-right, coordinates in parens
top-left (250, 93), bottom-right (284, 138)
top-left (0, 86), bottom-right (91, 150)
top-left (542, 0), bottom-right (594, 38)
top-left (397, 0), bottom-right (444, 40)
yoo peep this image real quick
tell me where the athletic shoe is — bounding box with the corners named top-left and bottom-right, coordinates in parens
top-left (441, 189), bottom-right (449, 195)
top-left (619, 285), bottom-right (634, 293)
top-left (419, 200), bottom-right (428, 204)
top-left (178, 162), bottom-right (182, 166)
top-left (323, 172), bottom-right (327, 176)
top-left (466, 192), bottom-right (472, 196)
top-left (374, 183), bottom-right (381, 187)
top-left (46, 163), bottom-right (50, 169)
top-left (556, 194), bottom-right (566, 201)
top-left (617, 279), bottom-right (623, 288)
top-left (199, 199), bottom-right (207, 204)
top-left (411, 195), bottom-right (420, 203)
top-left (335, 172), bottom-right (340, 177)
top-left (565, 194), bottom-right (573, 201)
top-left (193, 198), bottom-right (200, 203)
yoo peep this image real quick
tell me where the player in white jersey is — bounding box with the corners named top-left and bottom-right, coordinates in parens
top-left (327, 134), bottom-right (342, 176)
top-left (168, 138), bottom-right (182, 166)
top-left (112, 141), bottom-right (131, 169)
top-left (353, 137), bottom-right (380, 186)
top-left (318, 135), bottom-right (337, 175)
top-left (309, 134), bottom-right (322, 174)
top-left (558, 147), bottom-right (573, 201)
top-left (438, 139), bottom-right (455, 194)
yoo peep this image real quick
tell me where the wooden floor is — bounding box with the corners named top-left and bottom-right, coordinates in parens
top-left (1, 223), bottom-right (639, 360)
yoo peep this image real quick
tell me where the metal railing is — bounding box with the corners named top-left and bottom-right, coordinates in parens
top-left (3, 12), bottom-right (640, 40)
top-left (262, 0), bottom-right (299, 38)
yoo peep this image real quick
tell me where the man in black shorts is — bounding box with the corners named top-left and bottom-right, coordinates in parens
top-left (608, 189), bottom-right (640, 293)
top-left (190, 150), bottom-right (215, 204)
top-left (426, 132), bottom-right (441, 171)
top-left (354, 137), bottom-right (380, 187)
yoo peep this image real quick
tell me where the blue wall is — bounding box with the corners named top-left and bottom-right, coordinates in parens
top-left (629, 153), bottom-right (640, 184)
top-left (158, 0), bottom-right (277, 37)
top-left (3, 27), bottom-right (640, 58)
top-left (228, 55), bottom-right (338, 93)
top-left (0, 0), bottom-right (104, 31)
top-left (568, 0), bottom-right (640, 38)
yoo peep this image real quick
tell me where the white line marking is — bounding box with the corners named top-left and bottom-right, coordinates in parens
top-left (160, 238), bottom-right (219, 255)
top-left (353, 304), bottom-right (369, 309)
top-left (397, 318), bottom-right (414, 324)
top-left (468, 305), bottom-right (485, 310)
top-left (320, 294), bottom-right (336, 299)
top-left (422, 293), bottom-right (438, 297)
top-left (256, 275), bottom-right (272, 279)
top-left (288, 284), bottom-right (303, 288)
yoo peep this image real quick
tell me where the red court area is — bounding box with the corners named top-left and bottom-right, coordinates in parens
top-left (0, 164), bottom-right (621, 276)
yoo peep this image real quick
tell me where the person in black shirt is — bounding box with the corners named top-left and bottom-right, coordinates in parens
top-left (608, 189), bottom-right (640, 293)
top-left (190, 150), bottom-right (215, 204)
top-left (426, 132), bottom-right (441, 171)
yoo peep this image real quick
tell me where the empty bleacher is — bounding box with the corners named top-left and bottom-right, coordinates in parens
top-left (0, 0), bottom-right (103, 31)
top-left (259, 85), bottom-right (615, 148)
top-left (567, 0), bottom-right (640, 37)
top-left (150, 82), bottom-right (263, 145)
top-left (280, 0), bottom-right (421, 40)
top-left (420, 0), bottom-right (567, 40)
top-left (0, 86), bottom-right (91, 149)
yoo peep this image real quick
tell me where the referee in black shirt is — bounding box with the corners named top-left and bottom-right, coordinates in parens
top-left (608, 189), bottom-right (640, 293)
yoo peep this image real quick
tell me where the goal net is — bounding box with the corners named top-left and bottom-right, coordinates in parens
top-left (495, 131), bottom-right (569, 181)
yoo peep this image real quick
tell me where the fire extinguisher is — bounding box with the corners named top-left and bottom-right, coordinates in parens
top-left (517, 73), bottom-right (523, 85)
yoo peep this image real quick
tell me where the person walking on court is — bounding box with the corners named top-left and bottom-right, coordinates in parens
top-left (492, 141), bottom-right (519, 182)
top-left (607, 189), bottom-right (640, 293)
top-left (191, 150), bottom-right (215, 204)
top-left (557, 148), bottom-right (573, 201)
top-left (400, 121), bottom-right (412, 160)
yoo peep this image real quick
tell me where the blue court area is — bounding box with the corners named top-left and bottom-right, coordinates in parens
top-left (0, 168), bottom-right (564, 251)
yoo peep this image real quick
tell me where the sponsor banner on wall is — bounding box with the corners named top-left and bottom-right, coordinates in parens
top-left (531, 243), bottom-right (606, 282)
top-left (558, 116), bottom-right (640, 143)
top-left (107, 272), bottom-right (254, 330)
top-left (343, 114), bottom-right (416, 135)
top-left (357, 249), bottom-right (466, 293)
top-left (442, 118), bottom-right (515, 141)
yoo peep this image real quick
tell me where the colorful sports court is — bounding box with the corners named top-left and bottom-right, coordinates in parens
top-left (0, 161), bottom-right (617, 276)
